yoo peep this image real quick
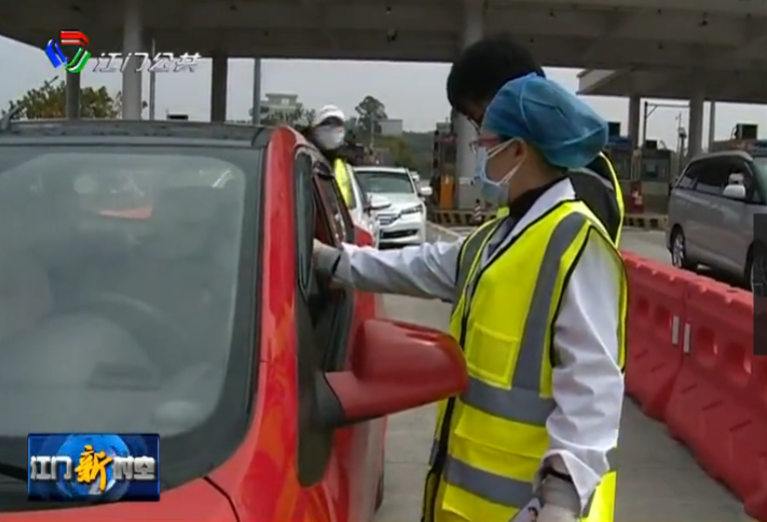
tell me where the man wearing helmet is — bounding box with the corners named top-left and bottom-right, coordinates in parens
top-left (305, 105), bottom-right (354, 208)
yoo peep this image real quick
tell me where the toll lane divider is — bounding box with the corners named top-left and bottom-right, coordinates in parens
top-left (623, 252), bottom-right (767, 522)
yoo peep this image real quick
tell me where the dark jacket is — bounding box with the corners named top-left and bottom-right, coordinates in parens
top-left (567, 154), bottom-right (622, 242)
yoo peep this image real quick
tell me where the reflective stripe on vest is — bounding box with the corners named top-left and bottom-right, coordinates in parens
top-left (437, 211), bottom-right (614, 509)
top-left (453, 219), bottom-right (500, 306)
top-left (427, 445), bottom-right (618, 509)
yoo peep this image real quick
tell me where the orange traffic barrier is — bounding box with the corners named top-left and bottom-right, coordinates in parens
top-left (623, 255), bottom-right (767, 521)
top-left (622, 253), bottom-right (692, 421)
top-left (664, 282), bottom-right (763, 500)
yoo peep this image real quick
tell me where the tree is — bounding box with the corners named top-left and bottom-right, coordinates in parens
top-left (354, 95), bottom-right (387, 145)
top-left (258, 106), bottom-right (315, 127)
top-left (3, 77), bottom-right (122, 119)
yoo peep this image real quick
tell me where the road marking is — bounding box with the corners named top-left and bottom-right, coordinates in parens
top-left (427, 222), bottom-right (466, 238)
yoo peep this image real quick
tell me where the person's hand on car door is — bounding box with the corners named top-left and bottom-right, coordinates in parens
top-left (313, 239), bottom-right (342, 277)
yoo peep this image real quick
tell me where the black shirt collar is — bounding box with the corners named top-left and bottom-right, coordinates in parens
top-left (505, 178), bottom-right (563, 220)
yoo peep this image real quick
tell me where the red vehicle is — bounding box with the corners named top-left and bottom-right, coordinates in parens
top-left (0, 121), bottom-right (467, 520)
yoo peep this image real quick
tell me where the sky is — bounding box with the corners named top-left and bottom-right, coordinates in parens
top-left (3, 35), bottom-right (766, 148)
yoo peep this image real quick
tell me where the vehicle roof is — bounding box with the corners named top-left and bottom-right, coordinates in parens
top-left (0, 119), bottom-right (277, 149)
top-left (687, 150), bottom-right (758, 164)
top-left (353, 166), bottom-right (410, 174)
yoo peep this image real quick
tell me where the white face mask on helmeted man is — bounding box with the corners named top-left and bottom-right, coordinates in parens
top-left (313, 104), bottom-right (347, 151)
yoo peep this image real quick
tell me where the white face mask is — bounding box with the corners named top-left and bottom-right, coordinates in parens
top-left (314, 128), bottom-right (345, 150)
top-left (475, 139), bottom-right (526, 205)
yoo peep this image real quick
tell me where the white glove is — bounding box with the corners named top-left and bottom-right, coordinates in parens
top-left (536, 504), bottom-right (578, 522)
top-left (536, 474), bottom-right (580, 522)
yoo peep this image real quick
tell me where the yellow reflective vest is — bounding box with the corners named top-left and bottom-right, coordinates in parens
top-left (422, 199), bottom-right (627, 522)
top-left (496, 153), bottom-right (625, 244)
top-left (333, 158), bottom-right (353, 207)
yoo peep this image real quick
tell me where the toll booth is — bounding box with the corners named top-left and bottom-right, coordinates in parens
top-left (604, 134), bottom-right (634, 212)
top-left (631, 142), bottom-right (673, 213)
top-left (605, 127), bottom-right (673, 214)
top-left (710, 124), bottom-right (761, 153)
top-left (431, 127), bottom-right (457, 210)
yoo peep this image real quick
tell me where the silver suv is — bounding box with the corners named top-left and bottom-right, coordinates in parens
top-left (667, 150), bottom-right (767, 294)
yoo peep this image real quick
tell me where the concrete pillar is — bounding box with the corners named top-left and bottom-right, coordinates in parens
top-left (65, 72), bottom-right (80, 119)
top-left (148, 38), bottom-right (156, 120)
top-left (628, 95), bottom-right (641, 148)
top-left (210, 55), bottom-right (228, 122)
top-left (252, 58), bottom-right (262, 124)
top-left (708, 101), bottom-right (716, 148)
top-left (455, 0), bottom-right (483, 209)
top-left (687, 90), bottom-right (704, 157)
top-left (121, 0), bottom-right (143, 119)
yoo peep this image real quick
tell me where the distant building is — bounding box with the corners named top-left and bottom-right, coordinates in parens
top-left (379, 118), bottom-right (403, 137)
top-left (258, 93), bottom-right (302, 121)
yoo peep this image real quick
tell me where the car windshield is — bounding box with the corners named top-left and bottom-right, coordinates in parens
top-left (0, 146), bottom-right (252, 440)
top-left (356, 170), bottom-right (415, 195)
top-left (752, 157), bottom-right (767, 189)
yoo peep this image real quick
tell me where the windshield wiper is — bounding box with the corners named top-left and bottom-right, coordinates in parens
top-left (0, 462), bottom-right (26, 482)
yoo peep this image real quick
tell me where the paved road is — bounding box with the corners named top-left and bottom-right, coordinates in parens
top-left (374, 225), bottom-right (753, 522)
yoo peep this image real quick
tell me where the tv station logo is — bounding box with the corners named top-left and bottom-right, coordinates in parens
top-left (28, 433), bottom-right (160, 502)
top-left (90, 51), bottom-right (201, 73)
top-left (46, 30), bottom-right (200, 74)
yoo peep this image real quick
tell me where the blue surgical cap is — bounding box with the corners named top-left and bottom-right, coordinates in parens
top-left (482, 73), bottom-right (608, 169)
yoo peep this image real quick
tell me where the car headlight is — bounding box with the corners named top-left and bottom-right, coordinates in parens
top-left (400, 205), bottom-right (424, 216)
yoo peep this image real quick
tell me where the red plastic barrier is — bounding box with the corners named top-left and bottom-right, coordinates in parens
top-left (622, 253), bottom-right (691, 420)
top-left (745, 356), bottom-right (767, 522)
top-left (664, 280), bottom-right (766, 507)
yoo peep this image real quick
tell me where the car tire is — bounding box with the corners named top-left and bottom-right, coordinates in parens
top-left (671, 228), bottom-right (696, 270)
top-left (747, 242), bottom-right (767, 297)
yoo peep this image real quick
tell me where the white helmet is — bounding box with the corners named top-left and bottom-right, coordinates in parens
top-left (317, 105), bottom-right (345, 125)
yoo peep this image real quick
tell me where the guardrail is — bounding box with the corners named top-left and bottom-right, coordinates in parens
top-left (622, 252), bottom-right (765, 521)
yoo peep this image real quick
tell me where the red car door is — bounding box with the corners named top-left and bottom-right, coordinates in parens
top-left (300, 149), bottom-right (387, 522)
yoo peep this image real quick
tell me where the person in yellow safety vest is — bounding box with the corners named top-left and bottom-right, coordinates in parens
top-left (311, 105), bottom-right (354, 207)
top-left (313, 68), bottom-right (627, 522)
top-left (446, 35), bottom-right (625, 245)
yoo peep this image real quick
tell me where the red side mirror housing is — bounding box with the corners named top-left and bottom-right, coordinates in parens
top-left (320, 319), bottom-right (467, 427)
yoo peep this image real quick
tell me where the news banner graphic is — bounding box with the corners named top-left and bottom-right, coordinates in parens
top-left (45, 30), bottom-right (200, 73)
top-left (28, 433), bottom-right (160, 502)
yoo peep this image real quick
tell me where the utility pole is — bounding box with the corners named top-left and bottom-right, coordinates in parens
top-left (642, 100), bottom-right (689, 146)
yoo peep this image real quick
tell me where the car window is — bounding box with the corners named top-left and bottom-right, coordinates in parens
top-left (693, 159), bottom-right (730, 195)
top-left (350, 171), bottom-right (373, 212)
top-left (315, 162), bottom-right (354, 244)
top-left (356, 170), bottom-right (416, 194)
top-left (676, 162), bottom-right (701, 189)
top-left (294, 152), bottom-right (314, 295)
top-left (0, 146), bottom-right (250, 438)
top-left (751, 157), bottom-right (767, 203)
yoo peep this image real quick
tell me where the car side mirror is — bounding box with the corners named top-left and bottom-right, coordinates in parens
top-left (723, 183), bottom-right (747, 200)
top-left (419, 186), bottom-right (433, 198)
top-left (366, 194), bottom-right (391, 212)
top-left (318, 319), bottom-right (467, 427)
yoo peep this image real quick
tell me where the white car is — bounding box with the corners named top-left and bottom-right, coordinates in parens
top-left (347, 167), bottom-right (390, 247)
top-left (353, 166), bottom-right (432, 247)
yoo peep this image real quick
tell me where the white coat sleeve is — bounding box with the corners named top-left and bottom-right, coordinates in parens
top-left (314, 240), bottom-right (463, 302)
top-left (535, 231), bottom-right (625, 515)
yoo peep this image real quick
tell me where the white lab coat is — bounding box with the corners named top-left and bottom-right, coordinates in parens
top-left (315, 178), bottom-right (624, 513)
